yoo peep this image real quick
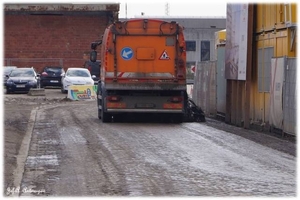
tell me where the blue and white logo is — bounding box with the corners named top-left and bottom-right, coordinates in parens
top-left (121, 47), bottom-right (133, 60)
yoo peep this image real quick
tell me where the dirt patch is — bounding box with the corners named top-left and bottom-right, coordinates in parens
top-left (3, 95), bottom-right (296, 196)
top-left (4, 103), bottom-right (37, 192)
top-left (3, 94), bottom-right (79, 195)
top-left (204, 118), bottom-right (296, 156)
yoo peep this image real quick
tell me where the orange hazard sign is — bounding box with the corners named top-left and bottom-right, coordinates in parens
top-left (159, 50), bottom-right (170, 60)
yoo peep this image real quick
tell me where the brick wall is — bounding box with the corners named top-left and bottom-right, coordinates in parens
top-left (4, 13), bottom-right (107, 72)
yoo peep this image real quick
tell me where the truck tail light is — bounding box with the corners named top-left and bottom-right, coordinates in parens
top-left (169, 96), bottom-right (183, 103)
top-left (107, 102), bottom-right (126, 109)
top-left (163, 103), bottom-right (183, 109)
top-left (107, 96), bottom-right (121, 102)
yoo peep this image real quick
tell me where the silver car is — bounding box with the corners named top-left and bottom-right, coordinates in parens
top-left (3, 66), bottom-right (17, 86)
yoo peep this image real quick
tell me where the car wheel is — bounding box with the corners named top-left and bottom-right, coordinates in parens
top-left (6, 88), bottom-right (11, 94)
top-left (61, 84), bottom-right (67, 94)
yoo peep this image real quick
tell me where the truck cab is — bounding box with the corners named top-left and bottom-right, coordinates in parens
top-left (84, 60), bottom-right (101, 85)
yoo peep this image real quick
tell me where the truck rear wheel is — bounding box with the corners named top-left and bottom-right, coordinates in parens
top-left (98, 108), bottom-right (102, 119)
top-left (172, 114), bottom-right (184, 123)
top-left (97, 97), bottom-right (102, 119)
top-left (102, 113), bottom-right (111, 122)
top-left (101, 110), bottom-right (111, 122)
top-left (101, 98), bottom-right (111, 123)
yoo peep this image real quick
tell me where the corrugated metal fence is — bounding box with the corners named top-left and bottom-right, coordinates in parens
top-left (194, 56), bottom-right (297, 135)
top-left (283, 57), bottom-right (297, 135)
top-left (216, 46), bottom-right (227, 117)
top-left (269, 57), bottom-right (297, 135)
top-left (192, 61), bottom-right (217, 117)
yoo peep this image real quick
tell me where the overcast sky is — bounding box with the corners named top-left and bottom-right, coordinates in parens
top-left (118, 1), bottom-right (227, 18)
top-left (3, 0), bottom-right (295, 18)
top-left (2, 0), bottom-right (227, 18)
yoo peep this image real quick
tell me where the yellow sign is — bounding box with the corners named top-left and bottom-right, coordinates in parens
top-left (67, 85), bottom-right (97, 100)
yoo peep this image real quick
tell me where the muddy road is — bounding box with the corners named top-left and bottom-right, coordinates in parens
top-left (3, 89), bottom-right (296, 197)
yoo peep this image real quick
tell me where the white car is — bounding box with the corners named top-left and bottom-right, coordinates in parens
top-left (61, 68), bottom-right (95, 93)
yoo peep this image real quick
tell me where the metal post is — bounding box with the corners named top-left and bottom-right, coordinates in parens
top-left (225, 79), bottom-right (232, 123)
top-left (244, 4), bottom-right (254, 129)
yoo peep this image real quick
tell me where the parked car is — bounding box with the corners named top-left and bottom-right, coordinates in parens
top-left (40, 66), bottom-right (65, 88)
top-left (3, 66), bottom-right (17, 86)
top-left (83, 60), bottom-right (100, 84)
top-left (61, 68), bottom-right (95, 93)
top-left (6, 67), bottom-right (39, 94)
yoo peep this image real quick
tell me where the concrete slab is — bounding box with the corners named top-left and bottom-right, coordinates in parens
top-left (28, 88), bottom-right (46, 96)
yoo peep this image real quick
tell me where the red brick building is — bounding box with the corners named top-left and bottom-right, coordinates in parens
top-left (4, 4), bottom-right (119, 72)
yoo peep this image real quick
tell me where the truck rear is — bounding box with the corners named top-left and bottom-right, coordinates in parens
top-left (92, 19), bottom-right (187, 122)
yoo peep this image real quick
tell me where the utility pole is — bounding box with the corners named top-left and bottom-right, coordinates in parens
top-left (125, 3), bottom-right (127, 19)
top-left (165, 3), bottom-right (169, 16)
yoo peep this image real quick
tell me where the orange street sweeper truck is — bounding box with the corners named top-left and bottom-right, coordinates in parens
top-left (90, 18), bottom-right (188, 122)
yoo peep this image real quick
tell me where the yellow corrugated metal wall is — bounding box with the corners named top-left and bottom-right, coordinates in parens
top-left (252, 3), bottom-right (297, 125)
top-left (214, 29), bottom-right (226, 60)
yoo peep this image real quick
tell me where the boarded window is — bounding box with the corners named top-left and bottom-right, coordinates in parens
top-left (186, 41), bottom-right (196, 51)
top-left (201, 41), bottom-right (210, 61)
top-left (258, 47), bottom-right (273, 92)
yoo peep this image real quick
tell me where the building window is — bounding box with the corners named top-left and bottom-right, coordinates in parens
top-left (186, 41), bottom-right (196, 51)
top-left (258, 47), bottom-right (273, 92)
top-left (201, 41), bottom-right (210, 61)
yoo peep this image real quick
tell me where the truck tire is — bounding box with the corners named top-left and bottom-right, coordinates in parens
top-left (172, 114), bottom-right (183, 123)
top-left (102, 111), bottom-right (111, 123)
top-left (101, 97), bottom-right (111, 123)
top-left (98, 108), bottom-right (102, 119)
top-left (101, 108), bottom-right (111, 122)
top-left (97, 83), bottom-right (102, 119)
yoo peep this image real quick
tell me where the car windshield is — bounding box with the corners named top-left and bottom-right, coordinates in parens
top-left (45, 67), bottom-right (62, 73)
top-left (4, 67), bottom-right (17, 75)
top-left (67, 70), bottom-right (90, 77)
top-left (9, 69), bottom-right (35, 77)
